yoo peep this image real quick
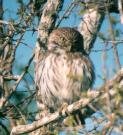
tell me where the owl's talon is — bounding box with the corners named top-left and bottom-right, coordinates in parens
top-left (59, 103), bottom-right (70, 116)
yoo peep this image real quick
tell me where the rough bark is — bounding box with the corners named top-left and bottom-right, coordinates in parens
top-left (78, 0), bottom-right (105, 54)
top-left (78, 0), bottom-right (122, 54)
top-left (10, 68), bottom-right (123, 135)
top-left (10, 0), bottom-right (123, 134)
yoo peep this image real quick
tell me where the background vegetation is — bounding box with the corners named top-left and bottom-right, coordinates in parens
top-left (0, 0), bottom-right (123, 134)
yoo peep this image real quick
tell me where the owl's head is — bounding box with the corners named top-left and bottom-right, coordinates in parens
top-left (47, 27), bottom-right (85, 53)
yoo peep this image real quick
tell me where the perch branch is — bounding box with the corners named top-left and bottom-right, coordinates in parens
top-left (10, 68), bottom-right (123, 135)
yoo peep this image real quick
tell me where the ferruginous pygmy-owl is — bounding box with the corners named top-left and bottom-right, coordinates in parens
top-left (35, 27), bottom-right (95, 124)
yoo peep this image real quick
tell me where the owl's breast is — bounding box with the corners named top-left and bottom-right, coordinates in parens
top-left (36, 52), bottom-right (95, 111)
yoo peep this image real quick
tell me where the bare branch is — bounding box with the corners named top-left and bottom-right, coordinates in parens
top-left (56, 0), bottom-right (77, 27)
top-left (118, 0), bottom-right (123, 23)
top-left (38, 0), bottom-right (64, 43)
top-left (10, 97), bottom-right (96, 135)
top-left (3, 75), bottom-right (19, 81)
top-left (105, 3), bottom-right (121, 70)
top-left (78, 0), bottom-right (123, 54)
top-left (34, 0), bottom-right (64, 71)
top-left (78, 1), bottom-right (105, 54)
top-left (12, 54), bottom-right (34, 91)
top-left (10, 68), bottom-right (123, 135)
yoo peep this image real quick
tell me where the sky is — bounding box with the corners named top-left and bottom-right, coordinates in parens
top-left (2, 1), bottom-right (123, 134)
top-left (3, 0), bottom-right (123, 88)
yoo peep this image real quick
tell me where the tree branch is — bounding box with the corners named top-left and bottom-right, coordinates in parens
top-left (34, 0), bottom-right (64, 73)
top-left (10, 68), bottom-right (123, 135)
top-left (118, 0), bottom-right (123, 23)
top-left (78, 0), bottom-right (105, 54)
top-left (12, 54), bottom-right (34, 91)
top-left (78, 0), bottom-right (123, 54)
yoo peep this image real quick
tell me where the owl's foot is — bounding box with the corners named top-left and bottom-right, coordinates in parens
top-left (59, 102), bottom-right (70, 116)
top-left (36, 109), bottom-right (49, 120)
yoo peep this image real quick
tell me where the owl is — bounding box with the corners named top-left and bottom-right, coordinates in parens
top-left (35, 27), bottom-right (95, 124)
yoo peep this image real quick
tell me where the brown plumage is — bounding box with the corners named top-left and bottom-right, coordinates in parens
top-left (35, 27), bottom-right (95, 124)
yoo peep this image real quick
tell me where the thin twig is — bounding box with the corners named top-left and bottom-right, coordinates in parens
top-left (56, 0), bottom-right (77, 27)
top-left (3, 75), bottom-right (19, 81)
top-left (105, 2), bottom-right (121, 70)
top-left (12, 54), bottom-right (34, 91)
